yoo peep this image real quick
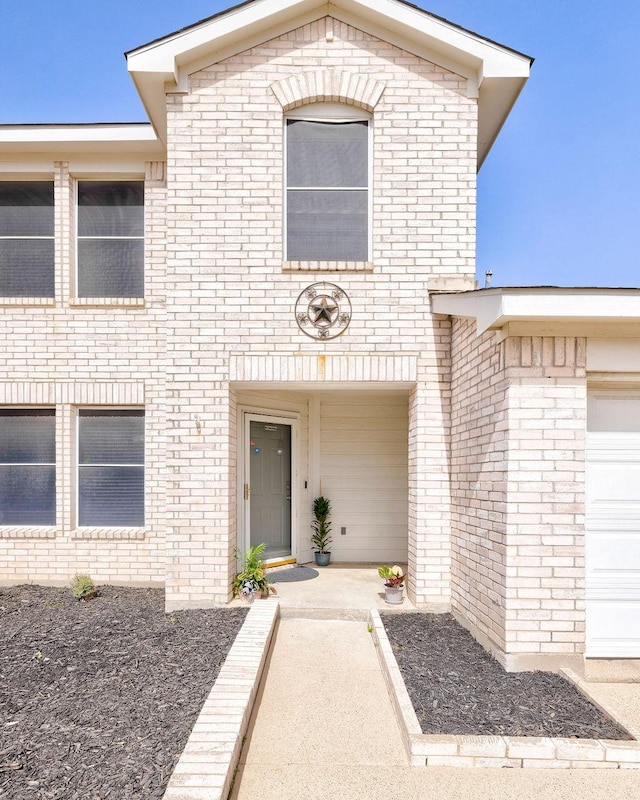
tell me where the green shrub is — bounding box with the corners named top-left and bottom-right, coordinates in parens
top-left (232, 543), bottom-right (276, 598)
top-left (70, 573), bottom-right (97, 601)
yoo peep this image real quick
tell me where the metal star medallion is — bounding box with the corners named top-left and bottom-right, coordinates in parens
top-left (295, 282), bottom-right (352, 341)
top-left (309, 295), bottom-right (338, 327)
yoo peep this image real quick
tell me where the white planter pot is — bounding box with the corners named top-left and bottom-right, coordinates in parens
top-left (384, 585), bottom-right (404, 605)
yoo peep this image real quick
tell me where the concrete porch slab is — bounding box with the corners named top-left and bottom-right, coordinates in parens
top-left (256, 562), bottom-right (420, 619)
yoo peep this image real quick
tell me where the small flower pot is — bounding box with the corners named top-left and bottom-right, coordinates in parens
top-left (314, 552), bottom-right (331, 567)
top-left (384, 585), bottom-right (404, 605)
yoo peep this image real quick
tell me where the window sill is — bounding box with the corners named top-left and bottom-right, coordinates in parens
top-left (69, 297), bottom-right (145, 308)
top-left (72, 527), bottom-right (146, 541)
top-left (282, 261), bottom-right (373, 273)
top-left (0, 297), bottom-right (56, 307)
top-left (0, 526), bottom-right (57, 539)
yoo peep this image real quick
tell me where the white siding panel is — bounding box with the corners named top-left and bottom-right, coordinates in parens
top-left (319, 393), bottom-right (408, 562)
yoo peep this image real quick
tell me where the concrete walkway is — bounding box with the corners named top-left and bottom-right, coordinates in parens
top-left (230, 615), bottom-right (640, 800)
top-left (231, 618), bottom-right (640, 800)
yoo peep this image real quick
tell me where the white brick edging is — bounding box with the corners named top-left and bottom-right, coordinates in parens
top-left (369, 609), bottom-right (640, 769)
top-left (163, 600), bottom-right (279, 800)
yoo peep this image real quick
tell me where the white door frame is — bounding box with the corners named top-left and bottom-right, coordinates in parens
top-left (239, 409), bottom-right (300, 564)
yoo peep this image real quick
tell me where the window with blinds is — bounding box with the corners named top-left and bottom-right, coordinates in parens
top-left (78, 409), bottom-right (144, 527)
top-left (0, 409), bottom-right (56, 525)
top-left (286, 119), bottom-right (369, 261)
top-left (77, 181), bottom-right (144, 298)
top-left (0, 182), bottom-right (55, 297)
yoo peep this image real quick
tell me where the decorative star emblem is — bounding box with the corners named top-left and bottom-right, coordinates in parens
top-left (295, 283), bottom-right (352, 341)
top-left (309, 296), bottom-right (338, 327)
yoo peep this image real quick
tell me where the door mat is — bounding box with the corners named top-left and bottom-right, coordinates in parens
top-left (267, 566), bottom-right (319, 583)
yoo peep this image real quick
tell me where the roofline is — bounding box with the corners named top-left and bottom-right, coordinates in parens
top-left (0, 123), bottom-right (163, 157)
top-left (126, 0), bottom-right (533, 66)
top-left (431, 287), bottom-right (640, 337)
top-left (0, 122), bottom-right (152, 128)
top-left (433, 286), bottom-right (640, 295)
top-left (126, 0), bottom-right (532, 158)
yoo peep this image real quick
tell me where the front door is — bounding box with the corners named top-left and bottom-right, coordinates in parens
top-left (245, 414), bottom-right (292, 561)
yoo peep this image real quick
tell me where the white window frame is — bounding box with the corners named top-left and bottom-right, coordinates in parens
top-left (75, 179), bottom-right (145, 299)
top-left (284, 103), bottom-right (372, 262)
top-left (0, 180), bottom-right (55, 298)
top-left (76, 407), bottom-right (145, 528)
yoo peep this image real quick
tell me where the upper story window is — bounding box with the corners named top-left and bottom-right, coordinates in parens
top-left (286, 107), bottom-right (369, 262)
top-left (0, 182), bottom-right (54, 297)
top-left (77, 181), bottom-right (144, 298)
top-left (0, 409), bottom-right (56, 525)
top-left (78, 409), bottom-right (144, 527)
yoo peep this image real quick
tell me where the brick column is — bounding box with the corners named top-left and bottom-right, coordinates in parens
top-left (164, 382), bottom-right (236, 611)
top-left (409, 375), bottom-right (451, 608)
top-left (503, 336), bottom-right (587, 671)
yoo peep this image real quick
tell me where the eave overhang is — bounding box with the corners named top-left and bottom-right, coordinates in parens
top-left (126, 0), bottom-right (532, 161)
top-left (0, 124), bottom-right (163, 159)
top-left (431, 287), bottom-right (640, 338)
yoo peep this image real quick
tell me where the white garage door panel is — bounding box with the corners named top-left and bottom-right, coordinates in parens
top-left (587, 602), bottom-right (640, 658)
top-left (587, 463), bottom-right (640, 505)
top-left (587, 532), bottom-right (640, 574)
top-left (586, 405), bottom-right (640, 658)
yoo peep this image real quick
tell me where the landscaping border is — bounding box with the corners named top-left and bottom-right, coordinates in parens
top-left (163, 599), bottom-right (279, 799)
top-left (369, 609), bottom-right (640, 769)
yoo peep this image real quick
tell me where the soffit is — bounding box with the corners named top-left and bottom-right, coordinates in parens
top-left (0, 124), bottom-right (163, 159)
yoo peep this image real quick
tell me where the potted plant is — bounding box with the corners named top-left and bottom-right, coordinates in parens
top-left (311, 496), bottom-right (332, 566)
top-left (232, 543), bottom-right (276, 601)
top-left (378, 564), bottom-right (405, 604)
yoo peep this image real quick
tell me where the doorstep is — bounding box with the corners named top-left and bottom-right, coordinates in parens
top-left (370, 610), bottom-right (640, 769)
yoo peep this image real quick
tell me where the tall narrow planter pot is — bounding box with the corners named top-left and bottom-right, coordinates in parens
top-left (314, 552), bottom-right (331, 567)
top-left (384, 585), bottom-right (404, 605)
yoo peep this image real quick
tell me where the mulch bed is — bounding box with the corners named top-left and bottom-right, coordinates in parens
top-left (382, 612), bottom-right (631, 740)
top-left (0, 584), bottom-right (248, 799)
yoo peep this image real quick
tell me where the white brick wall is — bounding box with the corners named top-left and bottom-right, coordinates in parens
top-left (0, 15), bottom-right (599, 671)
top-left (450, 318), bottom-right (508, 651)
top-left (161, 17), bottom-right (476, 608)
top-left (450, 321), bottom-right (588, 667)
top-left (503, 336), bottom-right (587, 667)
top-left (0, 161), bottom-right (167, 587)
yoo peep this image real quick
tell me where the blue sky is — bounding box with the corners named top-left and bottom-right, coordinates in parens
top-left (1, 1), bottom-right (638, 288)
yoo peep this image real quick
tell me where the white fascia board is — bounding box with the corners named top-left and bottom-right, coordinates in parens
top-left (432, 289), bottom-right (640, 335)
top-left (127, 0), bottom-right (530, 150)
top-left (0, 124), bottom-right (163, 157)
top-left (344, 0), bottom-right (530, 79)
top-left (127, 0), bottom-right (323, 73)
top-left (128, 0), bottom-right (529, 79)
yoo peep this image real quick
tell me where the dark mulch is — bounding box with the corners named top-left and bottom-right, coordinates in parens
top-left (0, 584), bottom-right (248, 799)
top-left (382, 612), bottom-right (631, 740)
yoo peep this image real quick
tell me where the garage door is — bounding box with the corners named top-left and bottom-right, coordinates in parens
top-left (586, 391), bottom-right (640, 657)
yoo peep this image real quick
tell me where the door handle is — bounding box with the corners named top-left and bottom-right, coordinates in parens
top-left (244, 483), bottom-right (251, 500)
